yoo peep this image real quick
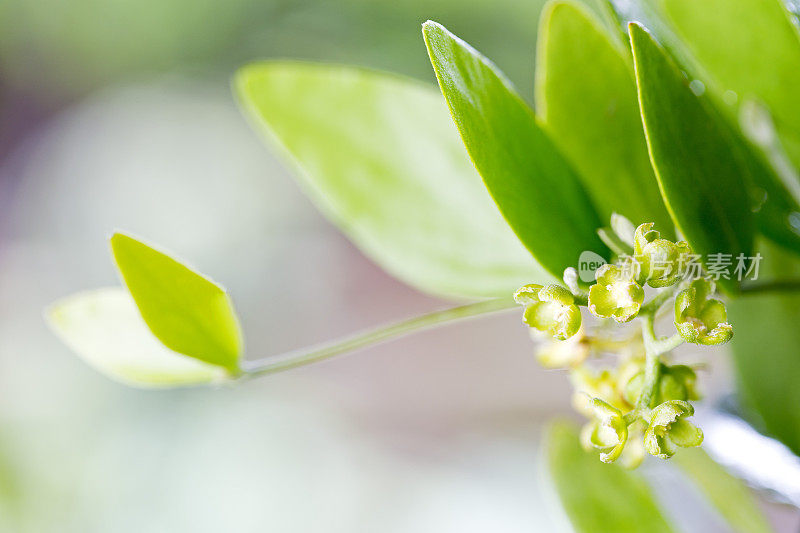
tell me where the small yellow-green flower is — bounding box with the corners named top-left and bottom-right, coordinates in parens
top-left (644, 400), bottom-right (703, 459)
top-left (674, 279), bottom-right (733, 345)
top-left (581, 398), bottom-right (629, 463)
top-left (588, 265), bottom-right (644, 323)
top-left (633, 223), bottom-right (690, 287)
top-left (514, 284), bottom-right (581, 340)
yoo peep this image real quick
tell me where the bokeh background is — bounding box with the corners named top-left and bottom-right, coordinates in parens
top-left (0, 0), bottom-right (796, 531)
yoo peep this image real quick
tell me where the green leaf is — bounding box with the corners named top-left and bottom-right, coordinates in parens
top-left (422, 21), bottom-right (608, 280)
top-left (235, 62), bottom-right (550, 300)
top-left (607, 0), bottom-right (800, 256)
top-left (729, 240), bottom-right (800, 455)
top-left (544, 422), bottom-right (675, 533)
top-left (657, 0), bottom-right (800, 170)
top-left (46, 288), bottom-right (227, 387)
top-left (674, 448), bottom-right (774, 533)
top-left (536, 0), bottom-right (672, 234)
top-left (110, 233), bottom-right (243, 372)
top-left (587, 0), bottom-right (628, 39)
top-left (629, 23), bottom-right (755, 294)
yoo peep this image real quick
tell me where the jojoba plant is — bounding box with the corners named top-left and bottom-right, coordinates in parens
top-left (46, 0), bottom-right (800, 530)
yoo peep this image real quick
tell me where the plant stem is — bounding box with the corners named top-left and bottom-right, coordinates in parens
top-left (640, 285), bottom-right (680, 315)
top-left (739, 278), bottom-right (800, 295)
top-left (650, 333), bottom-right (685, 354)
top-left (635, 312), bottom-right (662, 414)
top-left (239, 297), bottom-right (518, 378)
top-left (627, 290), bottom-right (686, 423)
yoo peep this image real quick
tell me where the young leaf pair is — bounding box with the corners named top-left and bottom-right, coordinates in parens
top-left (48, 234), bottom-right (242, 387)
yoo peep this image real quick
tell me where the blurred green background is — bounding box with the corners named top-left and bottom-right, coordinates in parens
top-left (0, 0), bottom-right (795, 531)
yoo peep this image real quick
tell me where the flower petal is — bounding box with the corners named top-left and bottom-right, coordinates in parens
top-left (538, 284), bottom-right (575, 306)
top-left (514, 284), bottom-right (542, 305)
top-left (668, 419), bottom-right (704, 448)
top-left (700, 322), bottom-right (733, 346)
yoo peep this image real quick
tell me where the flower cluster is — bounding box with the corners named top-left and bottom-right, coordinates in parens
top-left (515, 216), bottom-right (732, 466)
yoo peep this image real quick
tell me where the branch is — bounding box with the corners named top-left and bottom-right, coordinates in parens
top-left (739, 278), bottom-right (800, 295)
top-left (239, 297), bottom-right (518, 378)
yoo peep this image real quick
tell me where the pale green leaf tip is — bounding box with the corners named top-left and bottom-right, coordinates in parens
top-left (422, 20), bottom-right (453, 44)
top-left (45, 289), bottom-right (231, 389)
top-left (627, 22), bottom-right (648, 45)
top-left (109, 231), bottom-right (140, 264)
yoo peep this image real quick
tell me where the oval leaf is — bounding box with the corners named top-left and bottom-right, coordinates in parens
top-left (423, 21), bottom-right (608, 280)
top-left (536, 0), bottom-right (673, 234)
top-left (47, 288), bottom-right (227, 387)
top-left (110, 233), bottom-right (243, 372)
top-left (235, 62), bottom-right (550, 300)
top-left (629, 23), bottom-right (755, 293)
top-left (544, 422), bottom-right (675, 533)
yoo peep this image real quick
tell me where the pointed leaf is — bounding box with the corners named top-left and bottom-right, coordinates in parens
top-left (536, 0), bottom-right (672, 233)
top-left (47, 288), bottom-right (227, 387)
top-left (236, 62), bottom-right (549, 300)
top-left (423, 21), bottom-right (608, 280)
top-left (674, 448), bottom-right (774, 533)
top-left (544, 422), bottom-right (675, 533)
top-left (653, 0), bottom-right (800, 251)
top-left (110, 233), bottom-right (243, 372)
top-left (607, 0), bottom-right (800, 256)
top-left (658, 0), bottom-right (800, 170)
top-left (629, 23), bottom-right (755, 293)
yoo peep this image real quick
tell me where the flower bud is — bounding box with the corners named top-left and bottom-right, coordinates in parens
top-left (667, 364), bottom-right (700, 401)
top-left (674, 279), bottom-right (733, 345)
top-left (588, 264), bottom-right (644, 323)
top-left (633, 223), bottom-right (690, 287)
top-left (624, 364), bottom-right (699, 408)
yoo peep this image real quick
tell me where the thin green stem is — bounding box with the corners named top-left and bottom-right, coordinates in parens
top-left (641, 284), bottom-right (681, 315)
top-left (626, 295), bottom-right (685, 424)
top-left (239, 297), bottom-right (518, 379)
top-left (739, 278), bottom-right (800, 295)
top-left (651, 333), bottom-right (684, 354)
top-left (635, 313), bottom-right (662, 414)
